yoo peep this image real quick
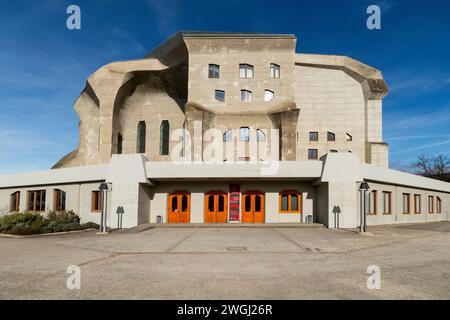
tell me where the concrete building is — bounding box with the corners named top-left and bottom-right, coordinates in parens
top-left (0, 32), bottom-right (449, 229)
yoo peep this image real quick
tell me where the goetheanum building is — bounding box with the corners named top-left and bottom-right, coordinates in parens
top-left (0, 32), bottom-right (449, 229)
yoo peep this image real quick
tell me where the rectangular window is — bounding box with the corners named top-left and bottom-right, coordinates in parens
top-left (279, 191), bottom-right (301, 213)
top-left (414, 194), bottom-right (421, 214)
top-left (239, 64), bottom-right (254, 78)
top-left (239, 127), bottom-right (250, 142)
top-left (264, 90), bottom-right (274, 102)
top-left (428, 196), bottom-right (434, 214)
top-left (240, 90), bottom-right (252, 102)
top-left (327, 132), bottom-right (336, 141)
top-left (382, 191), bottom-right (392, 215)
top-left (27, 190), bottom-right (46, 212)
top-left (402, 193), bottom-right (410, 214)
top-left (92, 191), bottom-right (102, 212)
top-left (270, 64), bottom-right (280, 78)
top-left (54, 189), bottom-right (66, 212)
top-left (308, 149), bottom-right (318, 160)
top-left (215, 90), bottom-right (225, 102)
top-left (368, 191), bottom-right (377, 215)
top-left (208, 64), bottom-right (220, 78)
top-left (309, 132), bottom-right (318, 142)
top-left (437, 197), bottom-right (442, 214)
top-left (223, 129), bottom-right (232, 142)
top-left (10, 191), bottom-right (20, 212)
top-left (117, 133), bottom-right (123, 154)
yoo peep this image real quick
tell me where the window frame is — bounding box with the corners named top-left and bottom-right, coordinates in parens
top-left (428, 196), bottom-right (434, 214)
top-left (256, 129), bottom-right (266, 142)
top-left (414, 194), bottom-right (421, 214)
top-left (382, 191), bottom-right (392, 215)
top-left (264, 89), bottom-right (274, 102)
top-left (270, 63), bottom-right (280, 78)
top-left (278, 191), bottom-right (302, 214)
top-left (240, 90), bottom-right (252, 102)
top-left (10, 191), bottom-right (20, 212)
top-left (309, 132), bottom-right (319, 142)
top-left (54, 189), bottom-right (66, 212)
top-left (27, 190), bottom-right (46, 212)
top-left (368, 191), bottom-right (377, 215)
top-left (208, 64), bottom-right (220, 79)
top-left (91, 191), bottom-right (102, 213)
top-left (160, 120), bottom-right (170, 156)
top-left (117, 133), bottom-right (123, 154)
top-left (215, 90), bottom-right (225, 102)
top-left (327, 132), bottom-right (336, 142)
top-left (239, 127), bottom-right (250, 142)
top-left (239, 64), bottom-right (254, 79)
top-left (346, 133), bottom-right (353, 142)
top-left (437, 197), bottom-right (442, 214)
top-left (402, 193), bottom-right (411, 214)
top-left (136, 121), bottom-right (146, 154)
top-left (223, 129), bottom-right (232, 142)
top-left (308, 149), bottom-right (318, 160)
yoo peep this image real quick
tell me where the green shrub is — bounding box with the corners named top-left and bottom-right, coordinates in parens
top-left (0, 212), bottom-right (48, 234)
top-left (47, 210), bottom-right (80, 224)
top-left (81, 222), bottom-right (99, 230)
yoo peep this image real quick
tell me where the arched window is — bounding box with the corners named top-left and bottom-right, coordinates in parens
top-left (136, 121), bottom-right (146, 153)
top-left (160, 120), bottom-right (170, 155)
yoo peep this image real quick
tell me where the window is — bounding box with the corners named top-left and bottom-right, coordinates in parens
top-left (264, 90), bottom-right (274, 102)
top-left (402, 193), bottom-right (410, 214)
top-left (279, 191), bottom-right (301, 213)
top-left (27, 190), bottom-right (46, 212)
top-left (240, 127), bottom-right (250, 142)
top-left (308, 149), bottom-right (318, 160)
top-left (257, 129), bottom-right (266, 142)
top-left (9, 191), bottom-right (20, 212)
top-left (428, 196), bottom-right (434, 214)
top-left (117, 133), bottom-right (123, 154)
top-left (215, 90), bottom-right (225, 102)
top-left (136, 121), bottom-right (146, 153)
top-left (382, 192), bottom-right (392, 215)
top-left (239, 64), bottom-right (254, 78)
top-left (327, 132), bottom-right (336, 142)
top-left (91, 191), bottom-right (102, 212)
top-left (270, 63), bottom-right (280, 78)
top-left (437, 197), bottom-right (442, 214)
top-left (309, 132), bottom-right (318, 142)
top-left (160, 120), bottom-right (170, 156)
top-left (240, 90), bottom-right (252, 102)
top-left (330, 150), bottom-right (338, 153)
top-left (208, 64), bottom-right (220, 78)
top-left (414, 194), bottom-right (421, 214)
top-left (346, 133), bottom-right (353, 142)
top-left (223, 129), bottom-right (232, 142)
top-left (368, 191), bottom-right (377, 215)
top-left (54, 189), bottom-right (66, 212)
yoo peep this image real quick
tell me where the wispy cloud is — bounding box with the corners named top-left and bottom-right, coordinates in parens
top-left (390, 139), bottom-right (450, 156)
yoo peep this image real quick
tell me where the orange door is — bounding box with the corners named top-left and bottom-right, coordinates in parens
top-left (168, 192), bottom-right (190, 223)
top-left (205, 192), bottom-right (228, 223)
top-left (242, 192), bottom-right (265, 223)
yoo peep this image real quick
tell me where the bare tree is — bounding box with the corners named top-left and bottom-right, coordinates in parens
top-left (413, 154), bottom-right (450, 181)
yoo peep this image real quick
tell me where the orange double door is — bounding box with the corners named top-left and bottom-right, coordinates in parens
top-left (168, 191), bottom-right (190, 223)
top-left (242, 191), bottom-right (265, 223)
top-left (204, 192), bottom-right (228, 223)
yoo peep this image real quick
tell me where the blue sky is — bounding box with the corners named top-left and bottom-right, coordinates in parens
top-left (0, 0), bottom-right (449, 174)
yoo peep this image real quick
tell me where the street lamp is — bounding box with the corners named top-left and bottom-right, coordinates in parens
top-left (98, 182), bottom-right (109, 233)
top-left (359, 182), bottom-right (370, 233)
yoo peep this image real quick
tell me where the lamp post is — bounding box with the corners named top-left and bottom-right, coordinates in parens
top-left (359, 182), bottom-right (370, 233)
top-left (98, 182), bottom-right (109, 233)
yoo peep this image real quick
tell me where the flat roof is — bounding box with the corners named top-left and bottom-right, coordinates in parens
top-left (179, 31), bottom-right (296, 39)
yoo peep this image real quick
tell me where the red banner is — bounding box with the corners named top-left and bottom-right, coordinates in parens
top-left (229, 184), bottom-right (241, 222)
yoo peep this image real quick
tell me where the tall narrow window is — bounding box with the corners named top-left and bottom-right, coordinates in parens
top-left (264, 90), bottom-right (274, 102)
top-left (136, 121), bottom-right (146, 153)
top-left (223, 129), bottom-right (232, 142)
top-left (309, 132), bottom-right (318, 142)
top-left (257, 129), bottom-right (266, 142)
top-left (308, 149), bottom-right (318, 160)
top-left (27, 190), bottom-right (46, 212)
top-left (402, 193), bottom-right (410, 214)
top-left (240, 90), bottom-right (252, 102)
top-left (160, 120), bottom-right (170, 155)
top-left (215, 90), bottom-right (225, 101)
top-left (208, 64), bottom-right (220, 78)
top-left (327, 132), bottom-right (336, 141)
top-left (428, 196), bottom-right (434, 214)
top-left (414, 194), bottom-right (421, 214)
top-left (368, 191), bottom-right (377, 215)
top-left (91, 191), bottom-right (102, 213)
top-left (10, 191), bottom-right (20, 212)
top-left (54, 189), bottom-right (66, 212)
top-left (270, 63), bottom-right (280, 78)
top-left (382, 191), bottom-right (392, 215)
top-left (240, 127), bottom-right (250, 142)
top-left (437, 197), bottom-right (442, 214)
top-left (117, 133), bottom-right (123, 154)
top-left (239, 64), bottom-right (254, 78)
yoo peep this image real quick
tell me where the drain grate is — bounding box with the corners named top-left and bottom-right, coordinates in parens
top-left (227, 247), bottom-right (248, 252)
